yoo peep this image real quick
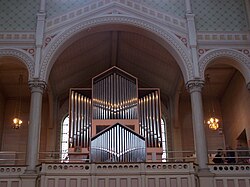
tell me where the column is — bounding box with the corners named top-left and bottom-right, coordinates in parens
top-left (186, 79), bottom-right (208, 170)
top-left (25, 79), bottom-right (46, 173)
top-left (246, 82), bottom-right (250, 147)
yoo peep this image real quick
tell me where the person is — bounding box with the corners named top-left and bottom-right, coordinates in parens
top-left (225, 146), bottom-right (236, 164)
top-left (212, 149), bottom-right (224, 164)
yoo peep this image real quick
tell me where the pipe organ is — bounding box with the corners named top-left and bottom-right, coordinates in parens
top-left (91, 123), bottom-right (145, 162)
top-left (68, 67), bottom-right (163, 162)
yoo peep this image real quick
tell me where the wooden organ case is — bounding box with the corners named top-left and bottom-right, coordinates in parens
top-left (68, 67), bottom-right (163, 162)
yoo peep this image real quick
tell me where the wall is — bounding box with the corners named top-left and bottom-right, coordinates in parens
top-left (0, 92), bottom-right (5, 150)
top-left (1, 98), bottom-right (30, 164)
top-left (221, 72), bottom-right (250, 149)
top-left (203, 98), bottom-right (225, 151)
top-left (179, 96), bottom-right (194, 155)
top-left (179, 93), bottom-right (225, 159)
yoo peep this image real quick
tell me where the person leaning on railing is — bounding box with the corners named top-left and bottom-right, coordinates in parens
top-left (212, 149), bottom-right (224, 164)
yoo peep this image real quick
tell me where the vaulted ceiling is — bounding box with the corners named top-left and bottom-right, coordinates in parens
top-left (49, 30), bottom-right (182, 104)
top-left (0, 28), bottom-right (239, 107)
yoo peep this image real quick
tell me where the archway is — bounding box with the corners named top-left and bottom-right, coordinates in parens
top-left (202, 56), bottom-right (250, 162)
top-left (0, 56), bottom-right (30, 164)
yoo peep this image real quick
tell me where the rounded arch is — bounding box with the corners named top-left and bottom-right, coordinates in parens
top-left (41, 15), bottom-right (192, 83)
top-left (199, 49), bottom-right (250, 84)
top-left (0, 48), bottom-right (34, 79)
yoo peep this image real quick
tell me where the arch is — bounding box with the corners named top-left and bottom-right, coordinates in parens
top-left (199, 49), bottom-right (250, 85)
top-left (41, 15), bottom-right (192, 83)
top-left (0, 48), bottom-right (34, 79)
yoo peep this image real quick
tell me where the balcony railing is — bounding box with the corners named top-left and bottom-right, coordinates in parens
top-left (0, 149), bottom-right (249, 165)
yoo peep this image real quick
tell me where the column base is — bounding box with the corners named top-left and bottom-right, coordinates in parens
top-left (21, 173), bottom-right (38, 187)
top-left (197, 169), bottom-right (215, 187)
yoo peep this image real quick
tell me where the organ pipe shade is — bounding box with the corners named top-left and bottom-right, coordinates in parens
top-left (91, 123), bottom-right (146, 162)
top-left (93, 71), bottom-right (138, 119)
top-left (138, 90), bottom-right (162, 148)
top-left (69, 90), bottom-right (92, 148)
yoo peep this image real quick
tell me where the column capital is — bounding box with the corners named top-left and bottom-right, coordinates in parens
top-left (28, 79), bottom-right (47, 93)
top-left (186, 79), bottom-right (204, 93)
top-left (247, 82), bottom-right (250, 91)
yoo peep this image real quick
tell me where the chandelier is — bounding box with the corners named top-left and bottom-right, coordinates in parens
top-left (12, 75), bottom-right (23, 129)
top-left (207, 117), bottom-right (219, 130)
top-left (205, 74), bottom-right (219, 130)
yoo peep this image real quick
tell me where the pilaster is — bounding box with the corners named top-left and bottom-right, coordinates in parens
top-left (244, 0), bottom-right (250, 29)
top-left (186, 14), bottom-right (200, 78)
top-left (34, 0), bottom-right (47, 78)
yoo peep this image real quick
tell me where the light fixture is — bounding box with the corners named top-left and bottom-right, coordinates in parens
top-left (12, 75), bottom-right (23, 129)
top-left (205, 74), bottom-right (219, 130)
top-left (207, 117), bottom-right (219, 130)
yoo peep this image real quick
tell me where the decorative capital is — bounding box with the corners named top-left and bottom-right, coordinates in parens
top-left (28, 79), bottom-right (47, 93)
top-left (247, 82), bottom-right (250, 91)
top-left (186, 79), bottom-right (204, 93)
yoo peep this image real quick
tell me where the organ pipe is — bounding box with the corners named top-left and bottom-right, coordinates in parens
top-left (93, 72), bottom-right (137, 119)
top-left (69, 90), bottom-right (92, 148)
top-left (91, 123), bottom-right (146, 162)
top-left (138, 90), bottom-right (162, 148)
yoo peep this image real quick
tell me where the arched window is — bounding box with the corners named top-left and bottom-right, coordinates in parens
top-left (161, 117), bottom-right (168, 161)
top-left (61, 115), bottom-right (69, 160)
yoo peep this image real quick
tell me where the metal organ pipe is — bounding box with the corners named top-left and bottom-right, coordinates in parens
top-left (91, 124), bottom-right (145, 162)
top-left (69, 91), bottom-right (92, 149)
top-left (92, 72), bottom-right (137, 120)
top-left (138, 90), bottom-right (162, 148)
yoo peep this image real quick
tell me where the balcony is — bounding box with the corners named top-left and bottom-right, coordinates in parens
top-left (0, 150), bottom-right (249, 187)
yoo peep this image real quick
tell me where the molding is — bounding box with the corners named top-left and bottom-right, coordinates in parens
top-left (0, 48), bottom-right (35, 79)
top-left (199, 48), bottom-right (250, 80)
top-left (41, 15), bottom-right (193, 82)
top-left (197, 32), bottom-right (249, 43)
top-left (185, 79), bottom-right (204, 93)
top-left (0, 32), bottom-right (35, 44)
top-left (45, 1), bottom-right (187, 34)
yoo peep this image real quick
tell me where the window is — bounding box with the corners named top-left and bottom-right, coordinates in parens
top-left (161, 118), bottom-right (167, 161)
top-left (61, 115), bottom-right (69, 160)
